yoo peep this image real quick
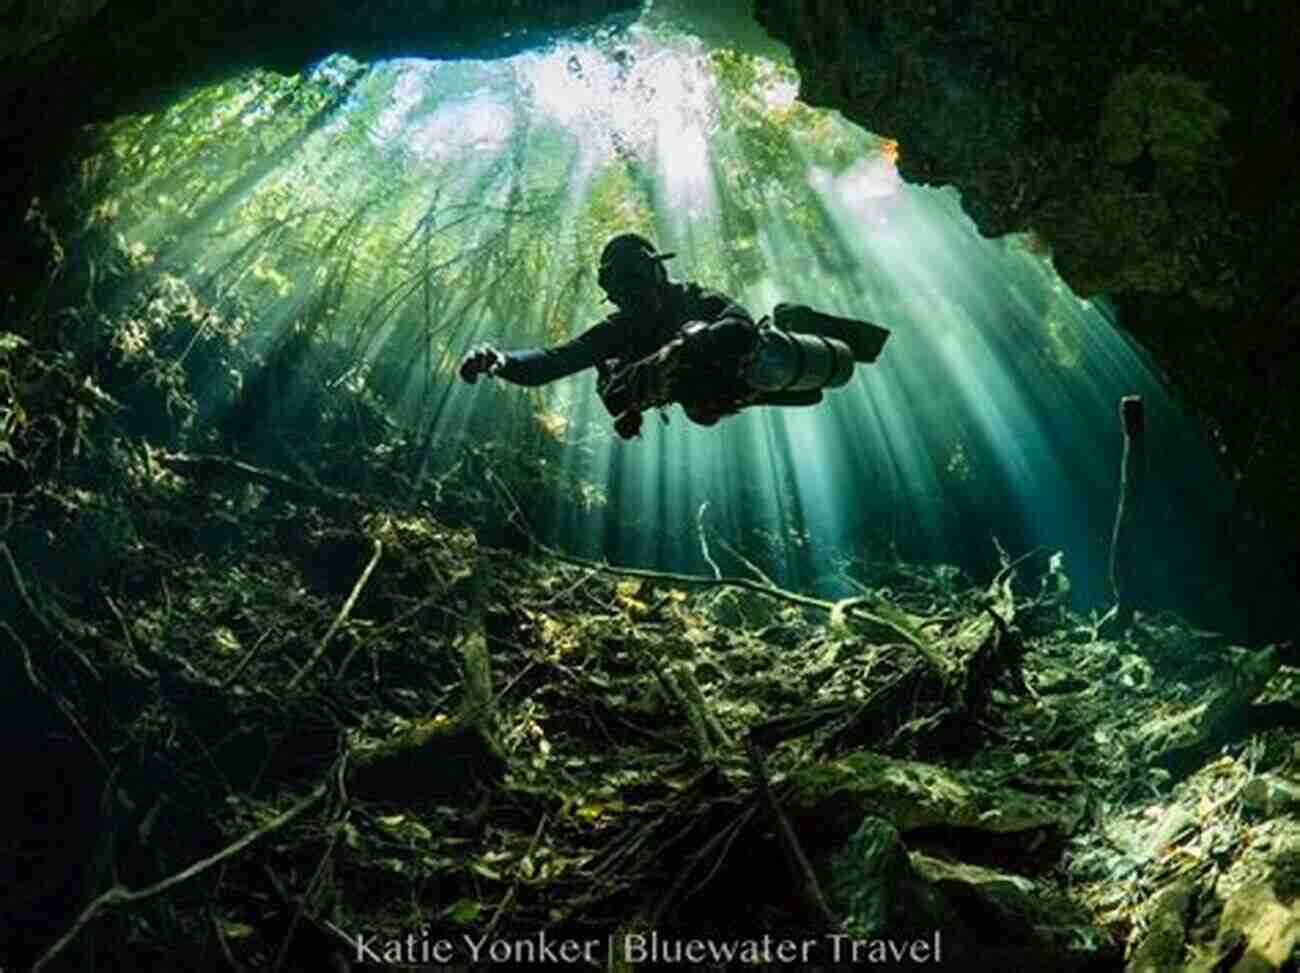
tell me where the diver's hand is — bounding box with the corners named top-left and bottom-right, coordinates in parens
top-left (614, 410), bottom-right (643, 439)
top-left (459, 344), bottom-right (505, 383)
top-left (682, 398), bottom-right (741, 426)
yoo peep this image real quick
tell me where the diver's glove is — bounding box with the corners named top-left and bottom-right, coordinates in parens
top-left (458, 344), bottom-right (505, 383)
top-left (613, 410), bottom-right (643, 439)
top-left (681, 396), bottom-right (744, 426)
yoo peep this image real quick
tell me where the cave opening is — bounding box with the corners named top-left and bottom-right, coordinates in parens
top-left (10, 0), bottom-right (1281, 636)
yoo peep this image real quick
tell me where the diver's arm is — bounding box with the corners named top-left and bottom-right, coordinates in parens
top-left (494, 343), bottom-right (595, 386)
top-left (459, 319), bottom-right (623, 387)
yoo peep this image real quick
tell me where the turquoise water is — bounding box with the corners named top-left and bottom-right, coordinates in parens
top-left (80, 10), bottom-right (1260, 627)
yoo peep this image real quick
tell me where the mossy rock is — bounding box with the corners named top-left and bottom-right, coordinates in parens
top-left (780, 751), bottom-right (1075, 845)
top-left (349, 717), bottom-right (506, 803)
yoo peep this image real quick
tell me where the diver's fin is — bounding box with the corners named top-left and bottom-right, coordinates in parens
top-left (772, 303), bottom-right (891, 363)
top-left (750, 389), bottom-right (824, 407)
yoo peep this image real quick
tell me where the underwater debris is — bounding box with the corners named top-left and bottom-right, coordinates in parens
top-left (8, 410), bottom-right (1297, 969)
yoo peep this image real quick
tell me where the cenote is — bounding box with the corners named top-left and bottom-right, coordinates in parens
top-left (4, 2), bottom-right (1299, 970)
top-left (33, 1), bottom-right (1276, 633)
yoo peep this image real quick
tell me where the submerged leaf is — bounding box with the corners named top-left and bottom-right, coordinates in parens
top-left (218, 919), bottom-right (256, 940)
top-left (443, 898), bottom-right (483, 924)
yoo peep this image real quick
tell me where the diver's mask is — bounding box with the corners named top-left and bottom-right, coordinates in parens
top-left (597, 234), bottom-right (676, 307)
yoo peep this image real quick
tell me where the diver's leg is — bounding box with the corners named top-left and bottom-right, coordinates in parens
top-left (682, 318), bottom-right (759, 371)
top-left (773, 303), bottom-right (890, 362)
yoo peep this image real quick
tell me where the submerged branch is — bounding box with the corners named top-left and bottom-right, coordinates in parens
top-left (745, 737), bottom-right (837, 928)
top-left (159, 452), bottom-right (366, 507)
top-left (288, 537), bottom-right (383, 690)
top-left (484, 465), bottom-right (936, 651)
top-left (32, 782), bottom-right (330, 972)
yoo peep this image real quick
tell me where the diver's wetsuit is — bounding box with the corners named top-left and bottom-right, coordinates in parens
top-left (495, 281), bottom-right (756, 394)
top-left (495, 281), bottom-right (823, 418)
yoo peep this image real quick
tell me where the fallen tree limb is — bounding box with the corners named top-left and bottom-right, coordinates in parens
top-left (749, 700), bottom-right (863, 749)
top-left (483, 812), bottom-right (548, 941)
top-left (816, 663), bottom-right (934, 758)
top-left (673, 662), bottom-right (733, 752)
top-left (271, 771), bottom-right (352, 973)
top-left (457, 549), bottom-right (495, 729)
top-left (536, 542), bottom-right (931, 652)
top-left (32, 782), bottom-right (329, 972)
top-left (486, 464), bottom-right (931, 648)
top-left (962, 604), bottom-right (1028, 710)
top-left (158, 452), bottom-right (366, 507)
top-left (716, 538), bottom-right (777, 587)
top-left (223, 625), bottom-right (277, 689)
top-left (1, 620), bottom-right (108, 772)
top-left (651, 803), bottom-right (757, 926)
top-left (636, 646), bottom-right (705, 753)
top-left (746, 736), bottom-right (838, 928)
top-left (697, 501), bottom-right (722, 580)
top-left (288, 537), bottom-right (383, 690)
top-left (1, 540), bottom-right (101, 682)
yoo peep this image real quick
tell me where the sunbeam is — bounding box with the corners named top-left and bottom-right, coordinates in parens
top-left (76, 9), bottom-right (1243, 621)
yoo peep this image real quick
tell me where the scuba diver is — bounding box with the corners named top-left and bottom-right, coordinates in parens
top-left (458, 233), bottom-right (890, 438)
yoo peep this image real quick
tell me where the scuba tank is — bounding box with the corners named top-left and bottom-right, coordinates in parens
top-left (742, 329), bottom-right (855, 392)
top-left (741, 303), bottom-right (890, 393)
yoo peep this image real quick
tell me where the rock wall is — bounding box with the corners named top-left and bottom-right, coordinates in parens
top-left (755, 0), bottom-right (1300, 596)
top-left (0, 0), bottom-right (110, 94)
